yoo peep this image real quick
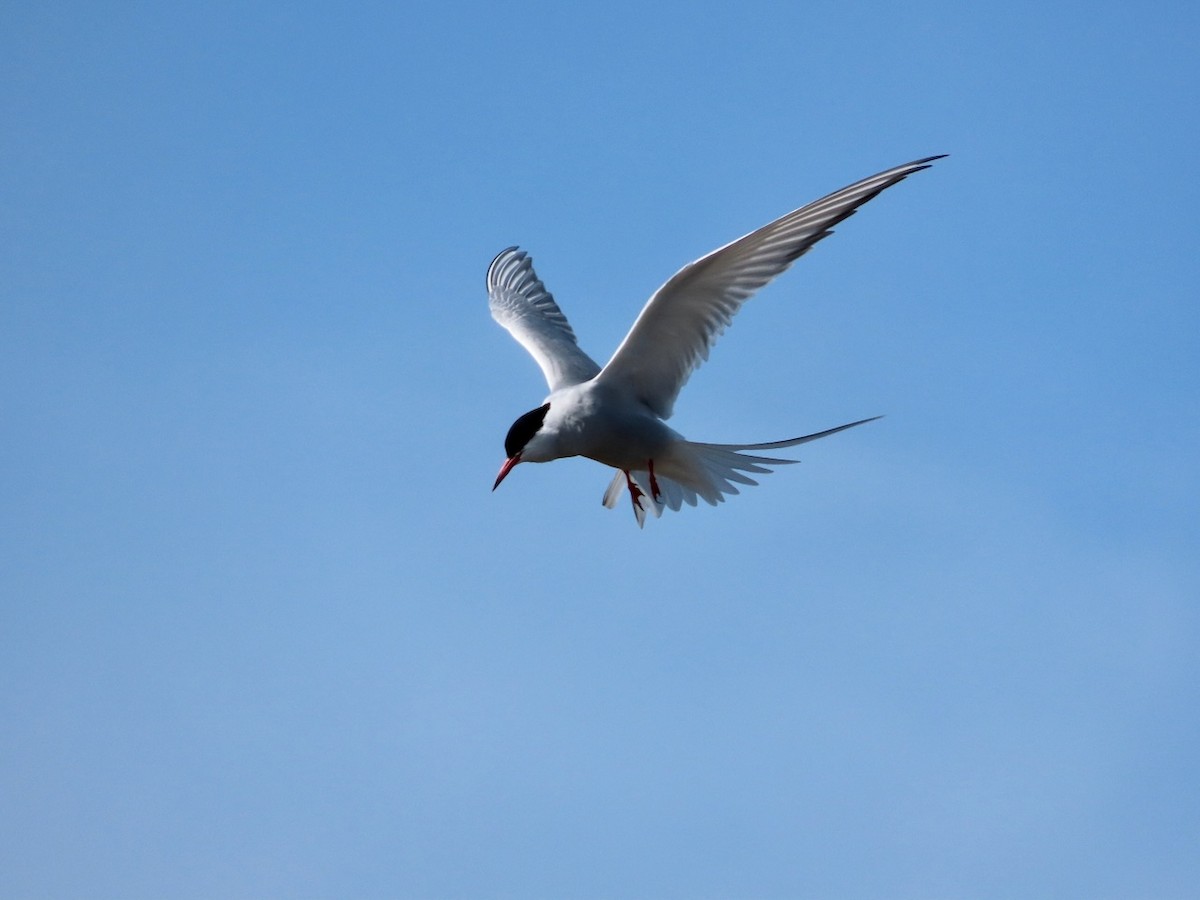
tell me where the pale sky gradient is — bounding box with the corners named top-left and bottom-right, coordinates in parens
top-left (3, 3), bottom-right (1198, 898)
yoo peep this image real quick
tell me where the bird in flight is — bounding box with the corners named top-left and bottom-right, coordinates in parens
top-left (489, 156), bottom-right (944, 526)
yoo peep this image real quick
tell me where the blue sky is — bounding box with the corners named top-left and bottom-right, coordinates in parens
top-left (2, 2), bottom-right (1198, 897)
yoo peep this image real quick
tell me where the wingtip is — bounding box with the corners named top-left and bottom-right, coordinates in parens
top-left (908, 153), bottom-right (949, 172)
top-left (488, 245), bottom-right (521, 271)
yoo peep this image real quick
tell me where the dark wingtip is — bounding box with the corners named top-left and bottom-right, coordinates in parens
top-left (908, 153), bottom-right (949, 173)
top-left (486, 246), bottom-right (524, 288)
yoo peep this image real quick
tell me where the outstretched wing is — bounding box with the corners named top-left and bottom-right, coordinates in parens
top-left (488, 247), bottom-right (602, 392)
top-left (595, 156), bottom-right (945, 418)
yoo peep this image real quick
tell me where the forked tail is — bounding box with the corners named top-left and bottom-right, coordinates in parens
top-left (602, 416), bottom-right (881, 527)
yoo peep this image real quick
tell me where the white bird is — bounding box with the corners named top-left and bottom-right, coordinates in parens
top-left (489, 156), bottom-right (944, 526)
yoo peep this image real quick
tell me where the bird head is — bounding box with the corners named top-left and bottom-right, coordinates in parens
top-left (493, 402), bottom-right (551, 490)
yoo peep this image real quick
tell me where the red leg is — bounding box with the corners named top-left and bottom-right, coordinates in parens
top-left (623, 469), bottom-right (645, 513)
top-left (648, 459), bottom-right (662, 501)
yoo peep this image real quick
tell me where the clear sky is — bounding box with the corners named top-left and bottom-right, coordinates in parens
top-left (3, 2), bottom-right (1198, 898)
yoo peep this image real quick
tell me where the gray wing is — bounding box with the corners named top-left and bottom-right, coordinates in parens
top-left (488, 247), bottom-right (602, 391)
top-left (595, 156), bottom-right (945, 418)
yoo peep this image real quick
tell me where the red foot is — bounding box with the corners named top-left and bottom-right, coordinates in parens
top-left (623, 470), bottom-right (645, 513)
top-left (648, 459), bottom-right (662, 502)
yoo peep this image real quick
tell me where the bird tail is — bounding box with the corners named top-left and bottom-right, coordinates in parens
top-left (601, 416), bottom-right (881, 527)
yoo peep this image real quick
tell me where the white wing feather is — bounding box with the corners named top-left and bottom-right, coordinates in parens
top-left (488, 247), bottom-right (602, 391)
top-left (595, 156), bottom-right (945, 418)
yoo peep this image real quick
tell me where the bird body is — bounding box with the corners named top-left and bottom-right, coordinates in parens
top-left (524, 381), bottom-right (678, 469)
top-left (489, 156), bottom-right (944, 526)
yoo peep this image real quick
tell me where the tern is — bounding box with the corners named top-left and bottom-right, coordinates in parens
top-left (489, 155), bottom-right (943, 526)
